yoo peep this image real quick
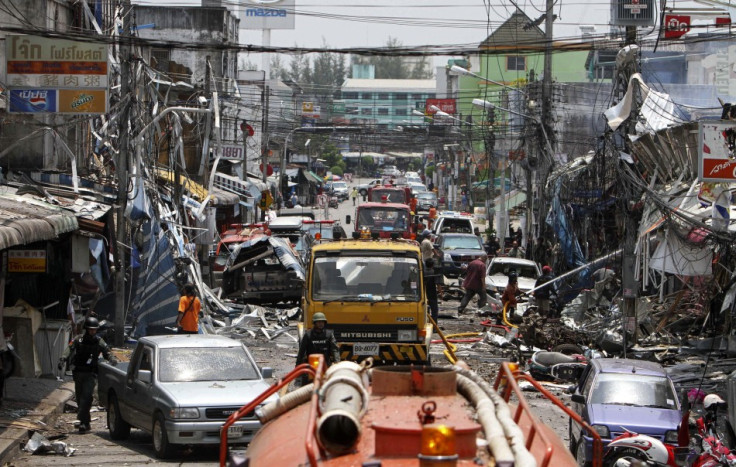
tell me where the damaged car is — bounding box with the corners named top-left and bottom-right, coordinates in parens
top-left (221, 236), bottom-right (305, 306)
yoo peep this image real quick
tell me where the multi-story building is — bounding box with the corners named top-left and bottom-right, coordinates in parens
top-left (335, 73), bottom-right (436, 130)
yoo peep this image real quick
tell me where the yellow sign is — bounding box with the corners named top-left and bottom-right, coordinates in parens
top-left (58, 89), bottom-right (107, 114)
top-left (259, 190), bottom-right (273, 209)
top-left (302, 102), bottom-right (314, 112)
top-left (8, 249), bottom-right (47, 273)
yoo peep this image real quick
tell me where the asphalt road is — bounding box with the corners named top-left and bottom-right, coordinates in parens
top-left (10, 188), bottom-right (574, 465)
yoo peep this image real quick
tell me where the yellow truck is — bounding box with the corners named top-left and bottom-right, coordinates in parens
top-left (299, 237), bottom-right (432, 364)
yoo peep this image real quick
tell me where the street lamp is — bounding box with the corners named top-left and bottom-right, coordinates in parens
top-left (451, 65), bottom-right (528, 96)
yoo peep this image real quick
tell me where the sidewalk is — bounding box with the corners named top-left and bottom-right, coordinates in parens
top-left (0, 376), bottom-right (75, 464)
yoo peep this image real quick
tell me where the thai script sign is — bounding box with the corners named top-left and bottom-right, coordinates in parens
top-left (426, 98), bottom-right (457, 115)
top-left (6, 35), bottom-right (108, 114)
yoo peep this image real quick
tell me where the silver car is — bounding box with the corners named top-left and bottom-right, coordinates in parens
top-left (485, 257), bottom-right (541, 295)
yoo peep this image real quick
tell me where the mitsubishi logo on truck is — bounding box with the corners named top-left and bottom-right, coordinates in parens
top-left (341, 332), bottom-right (392, 339)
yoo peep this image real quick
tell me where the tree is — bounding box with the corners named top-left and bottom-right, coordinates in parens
top-left (350, 37), bottom-right (432, 79)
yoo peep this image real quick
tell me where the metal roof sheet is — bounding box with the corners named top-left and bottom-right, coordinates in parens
top-left (0, 194), bottom-right (78, 250)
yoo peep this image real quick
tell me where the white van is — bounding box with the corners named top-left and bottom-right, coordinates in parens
top-left (431, 212), bottom-right (476, 236)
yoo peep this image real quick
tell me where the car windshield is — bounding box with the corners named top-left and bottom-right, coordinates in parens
top-left (158, 347), bottom-right (260, 382)
top-left (357, 207), bottom-right (410, 231)
top-left (417, 193), bottom-right (437, 201)
top-left (442, 236), bottom-right (483, 250)
top-left (590, 373), bottom-right (677, 408)
top-left (438, 219), bottom-right (473, 233)
top-left (312, 255), bottom-right (421, 302)
top-left (308, 226), bottom-right (334, 240)
top-left (488, 262), bottom-right (539, 278)
top-left (333, 182), bottom-right (347, 189)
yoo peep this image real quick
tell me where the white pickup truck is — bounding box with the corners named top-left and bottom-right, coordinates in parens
top-left (97, 334), bottom-right (276, 458)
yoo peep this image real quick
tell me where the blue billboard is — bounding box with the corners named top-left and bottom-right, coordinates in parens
top-left (9, 89), bottom-right (58, 113)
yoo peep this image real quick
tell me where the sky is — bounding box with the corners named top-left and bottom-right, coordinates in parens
top-left (133, 1), bottom-right (733, 67)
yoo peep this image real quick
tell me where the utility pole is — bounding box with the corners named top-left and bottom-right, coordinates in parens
top-left (114, 0), bottom-right (132, 347)
top-left (260, 85), bottom-right (269, 221)
top-left (532, 0), bottom-right (556, 249)
top-left (620, 28), bottom-right (640, 356)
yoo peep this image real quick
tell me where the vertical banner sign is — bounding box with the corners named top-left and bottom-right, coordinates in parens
top-left (6, 35), bottom-right (108, 114)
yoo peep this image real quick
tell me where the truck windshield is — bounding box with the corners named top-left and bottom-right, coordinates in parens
top-left (158, 347), bottom-right (260, 382)
top-left (357, 207), bottom-right (409, 231)
top-left (370, 189), bottom-right (407, 204)
top-left (312, 256), bottom-right (420, 302)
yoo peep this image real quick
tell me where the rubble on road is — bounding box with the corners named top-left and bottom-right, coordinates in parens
top-left (23, 432), bottom-right (75, 457)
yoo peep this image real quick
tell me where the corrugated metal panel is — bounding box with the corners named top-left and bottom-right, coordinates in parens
top-left (0, 196), bottom-right (78, 250)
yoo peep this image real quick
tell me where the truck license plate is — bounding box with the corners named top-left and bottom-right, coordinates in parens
top-left (227, 425), bottom-right (244, 437)
top-left (353, 343), bottom-right (379, 356)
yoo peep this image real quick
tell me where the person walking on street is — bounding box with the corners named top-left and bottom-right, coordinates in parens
top-left (350, 187), bottom-right (358, 206)
top-left (296, 313), bottom-right (340, 384)
top-left (486, 235), bottom-right (501, 257)
top-left (175, 283), bottom-right (200, 334)
top-left (533, 265), bottom-right (555, 317)
top-left (458, 254), bottom-right (488, 314)
top-left (461, 191), bottom-right (469, 212)
top-left (424, 258), bottom-right (440, 323)
top-left (507, 240), bottom-right (525, 258)
top-left (60, 316), bottom-right (116, 433)
top-left (501, 273), bottom-right (522, 317)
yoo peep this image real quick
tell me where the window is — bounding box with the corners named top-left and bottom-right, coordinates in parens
top-left (377, 108), bottom-right (389, 115)
top-left (378, 93), bottom-right (389, 100)
top-left (362, 92), bottom-right (373, 100)
top-left (394, 93), bottom-right (408, 101)
top-left (427, 93), bottom-right (436, 99)
top-left (361, 108), bottom-right (373, 115)
top-left (507, 56), bottom-right (526, 71)
top-left (411, 93), bottom-right (424, 100)
top-left (395, 108), bottom-right (407, 116)
top-left (346, 106), bottom-right (359, 114)
top-left (151, 49), bottom-right (170, 72)
top-left (342, 92), bottom-right (359, 99)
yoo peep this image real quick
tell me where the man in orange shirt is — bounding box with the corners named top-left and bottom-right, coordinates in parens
top-left (175, 283), bottom-right (200, 334)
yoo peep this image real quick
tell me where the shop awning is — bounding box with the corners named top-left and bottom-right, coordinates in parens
top-left (0, 192), bottom-right (79, 250)
top-left (306, 171), bottom-right (323, 185)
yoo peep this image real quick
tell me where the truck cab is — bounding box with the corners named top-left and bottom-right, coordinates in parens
top-left (354, 201), bottom-right (415, 239)
top-left (299, 238), bottom-right (432, 364)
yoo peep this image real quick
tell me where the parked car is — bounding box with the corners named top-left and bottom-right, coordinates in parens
top-left (568, 358), bottom-right (682, 466)
top-left (435, 233), bottom-right (486, 279)
top-left (415, 191), bottom-right (438, 212)
top-left (408, 183), bottom-right (428, 195)
top-left (330, 181), bottom-right (349, 201)
top-left (485, 256), bottom-right (541, 295)
top-left (381, 165), bottom-right (400, 177)
top-left (98, 335), bottom-right (277, 459)
top-left (357, 178), bottom-right (383, 196)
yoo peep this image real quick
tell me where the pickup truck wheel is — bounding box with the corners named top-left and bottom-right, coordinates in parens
top-left (152, 413), bottom-right (176, 459)
top-left (107, 394), bottom-right (131, 440)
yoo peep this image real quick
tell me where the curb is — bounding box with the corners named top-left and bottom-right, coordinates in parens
top-left (0, 381), bottom-right (75, 465)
